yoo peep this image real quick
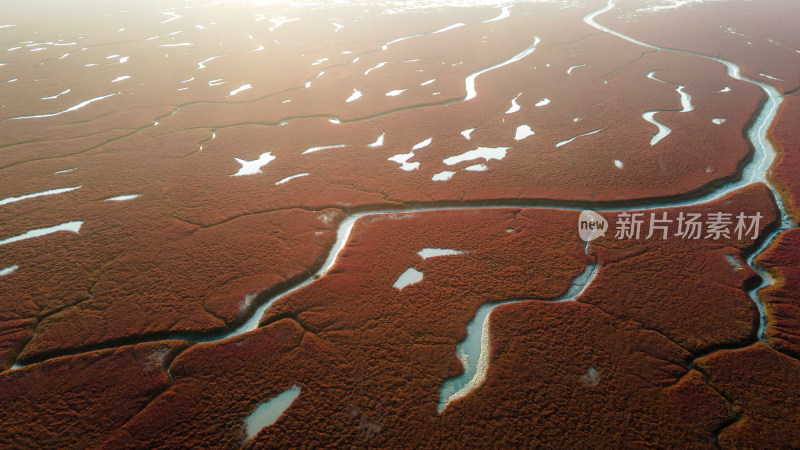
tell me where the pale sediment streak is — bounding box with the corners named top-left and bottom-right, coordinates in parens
top-left (464, 37), bottom-right (539, 101)
top-left (275, 173), bottom-right (309, 185)
top-left (10, 93), bottom-right (118, 120)
top-left (0, 265), bottom-right (19, 277)
top-left (642, 111), bottom-right (671, 145)
top-left (0, 186), bottom-right (81, 206)
top-left (0, 221), bottom-right (83, 246)
top-left (483, 5), bottom-right (512, 23)
top-left (41, 89), bottom-right (71, 100)
top-left (555, 128), bottom-right (604, 148)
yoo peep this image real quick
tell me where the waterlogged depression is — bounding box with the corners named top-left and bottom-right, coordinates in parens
top-left (1, 0), bottom-right (798, 446)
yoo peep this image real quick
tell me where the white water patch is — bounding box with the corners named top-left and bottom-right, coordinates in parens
top-left (443, 147), bottom-right (508, 166)
top-left (719, 86), bottom-right (731, 93)
top-left (269, 17), bottom-right (300, 32)
top-left (642, 85), bottom-right (692, 145)
top-left (725, 253), bottom-right (743, 270)
top-left (0, 25), bottom-right (16, 30)
top-left (197, 56), bottom-right (218, 69)
top-left (555, 128), bottom-right (604, 148)
top-left (567, 64), bottom-right (585, 75)
top-left (54, 168), bottom-right (75, 174)
top-left (465, 37), bottom-right (539, 101)
top-left (208, 79), bottom-right (226, 86)
top-left (515, 125), bottom-right (534, 141)
top-left (119, 56), bottom-right (129, 63)
top-left (385, 89), bottom-right (406, 96)
top-left (438, 263), bottom-right (598, 412)
top-left (0, 265), bottom-right (18, 277)
top-left (160, 11), bottom-right (182, 24)
top-left (642, 111), bottom-right (670, 145)
top-left (432, 23), bottom-right (465, 34)
top-left (677, 86), bottom-right (693, 112)
top-left (41, 89), bottom-right (71, 100)
top-left (505, 92), bottom-right (522, 114)
top-left (106, 194), bottom-right (139, 202)
top-left (760, 73), bottom-right (783, 81)
top-left (418, 248), bottom-right (464, 259)
top-left (535, 98), bottom-right (550, 106)
top-left (333, 23), bottom-right (343, 32)
top-left (229, 84), bottom-right (252, 96)
top-left (368, 133), bottom-right (385, 148)
top-left (10, 93), bottom-right (118, 120)
top-left (464, 164), bottom-right (488, 172)
top-left (364, 62), bottom-right (387, 75)
top-left (614, 160), bottom-right (623, 169)
top-left (393, 268), bottom-right (423, 290)
top-left (0, 186), bottom-right (81, 207)
top-left (231, 152), bottom-right (276, 176)
top-left (388, 152), bottom-right (419, 171)
top-left (461, 128), bottom-right (475, 140)
top-left (483, 5), bottom-right (512, 23)
top-left (712, 118), bottom-right (727, 125)
top-left (0, 221), bottom-right (83, 246)
top-left (311, 58), bottom-right (328, 66)
top-left (245, 386), bottom-right (301, 440)
top-left (584, 2), bottom-right (658, 50)
top-left (111, 76), bottom-right (130, 83)
top-left (180, 77), bottom-right (194, 83)
top-left (413, 138), bottom-right (432, 150)
top-left (421, 79), bottom-right (436, 86)
top-left (302, 144), bottom-right (346, 154)
top-left (647, 70), bottom-right (666, 83)
top-left (346, 89), bottom-right (362, 102)
top-left (275, 173), bottom-right (309, 185)
top-left (432, 171), bottom-right (456, 181)
top-left (636, 0), bottom-right (705, 12)
top-left (158, 43), bottom-right (193, 48)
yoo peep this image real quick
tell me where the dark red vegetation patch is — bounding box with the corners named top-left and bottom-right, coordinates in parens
top-left (755, 227), bottom-right (800, 356)
top-left (584, 183), bottom-right (778, 353)
top-left (438, 300), bottom-right (732, 447)
top-left (19, 186), bottom-right (767, 447)
top-left (0, 340), bottom-right (189, 448)
top-left (695, 342), bottom-right (800, 448)
top-left (0, 208), bottom-right (342, 366)
top-left (769, 95), bottom-right (800, 223)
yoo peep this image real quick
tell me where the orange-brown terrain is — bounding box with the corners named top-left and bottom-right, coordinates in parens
top-left (0, 185), bottom-right (780, 447)
top-left (769, 94), bottom-right (800, 222)
top-left (0, 0), bottom-right (798, 447)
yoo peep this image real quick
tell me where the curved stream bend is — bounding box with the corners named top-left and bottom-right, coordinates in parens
top-left (438, 263), bottom-right (598, 412)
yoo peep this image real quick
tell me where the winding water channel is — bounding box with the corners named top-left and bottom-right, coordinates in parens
top-left (6, 0), bottom-right (796, 427)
